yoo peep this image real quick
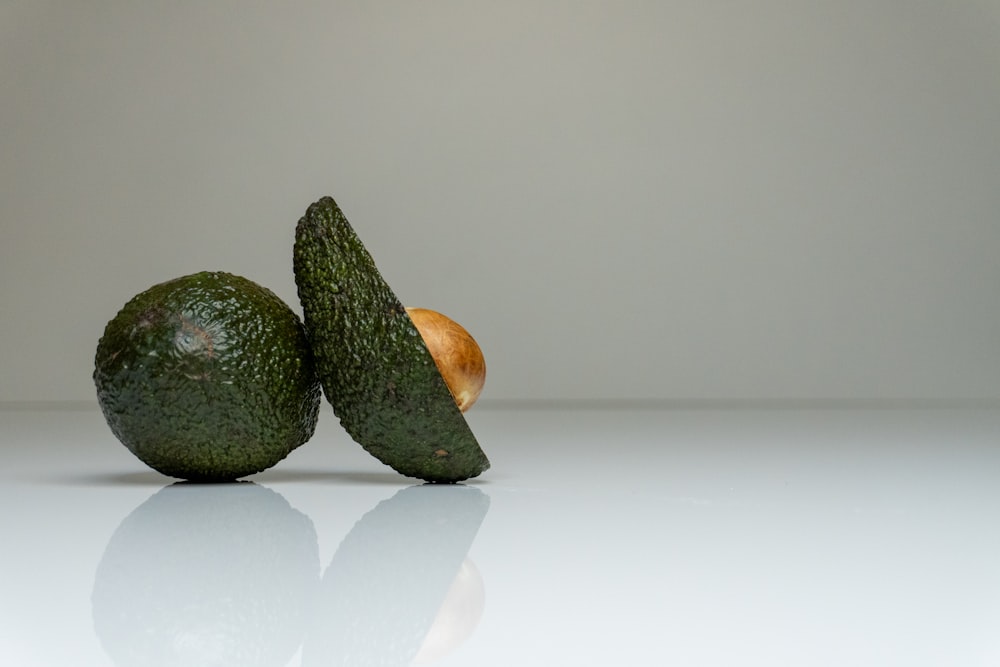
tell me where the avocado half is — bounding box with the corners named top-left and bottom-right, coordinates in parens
top-left (293, 196), bottom-right (490, 482)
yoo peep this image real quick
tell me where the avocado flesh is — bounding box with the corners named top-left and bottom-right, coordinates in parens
top-left (293, 197), bottom-right (490, 483)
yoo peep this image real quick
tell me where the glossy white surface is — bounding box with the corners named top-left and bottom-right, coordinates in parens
top-left (2, 405), bottom-right (1000, 665)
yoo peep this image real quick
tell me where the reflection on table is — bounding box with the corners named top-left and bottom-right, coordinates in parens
top-left (92, 482), bottom-right (490, 666)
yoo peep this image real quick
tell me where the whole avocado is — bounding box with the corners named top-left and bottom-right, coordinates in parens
top-left (93, 271), bottom-right (321, 481)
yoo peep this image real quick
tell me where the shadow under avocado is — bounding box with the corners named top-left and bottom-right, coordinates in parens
top-left (250, 468), bottom-right (410, 486)
top-left (92, 482), bottom-right (320, 667)
top-left (304, 484), bottom-right (491, 666)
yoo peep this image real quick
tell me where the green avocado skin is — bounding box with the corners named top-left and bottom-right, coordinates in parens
top-left (293, 197), bottom-right (489, 483)
top-left (93, 271), bottom-right (322, 481)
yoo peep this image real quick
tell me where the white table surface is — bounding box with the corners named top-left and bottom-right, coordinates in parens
top-left (2, 404), bottom-right (999, 666)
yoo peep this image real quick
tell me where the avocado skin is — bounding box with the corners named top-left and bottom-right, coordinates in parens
top-left (293, 197), bottom-right (489, 483)
top-left (94, 271), bottom-right (322, 481)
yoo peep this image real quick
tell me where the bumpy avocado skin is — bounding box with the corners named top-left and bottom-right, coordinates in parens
top-left (293, 197), bottom-right (489, 483)
top-left (93, 271), bottom-right (322, 481)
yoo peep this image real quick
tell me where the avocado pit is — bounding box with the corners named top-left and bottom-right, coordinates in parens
top-left (405, 307), bottom-right (485, 413)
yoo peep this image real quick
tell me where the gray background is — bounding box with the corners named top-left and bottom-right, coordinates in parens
top-left (3, 1), bottom-right (999, 404)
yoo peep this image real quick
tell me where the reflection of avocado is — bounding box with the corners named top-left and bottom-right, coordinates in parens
top-left (93, 271), bottom-right (322, 481)
top-left (293, 197), bottom-right (490, 483)
top-left (92, 483), bottom-right (320, 667)
top-left (305, 484), bottom-right (490, 666)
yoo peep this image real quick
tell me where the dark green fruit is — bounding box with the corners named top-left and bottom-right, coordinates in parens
top-left (293, 196), bottom-right (490, 483)
top-left (94, 271), bottom-right (321, 481)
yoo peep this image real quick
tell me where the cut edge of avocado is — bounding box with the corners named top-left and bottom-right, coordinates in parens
top-left (293, 196), bottom-right (490, 483)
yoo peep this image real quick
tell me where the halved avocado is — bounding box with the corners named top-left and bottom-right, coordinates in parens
top-left (293, 196), bottom-right (490, 482)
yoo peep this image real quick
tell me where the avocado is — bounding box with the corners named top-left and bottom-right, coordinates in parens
top-left (293, 197), bottom-right (490, 483)
top-left (93, 271), bottom-right (322, 481)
